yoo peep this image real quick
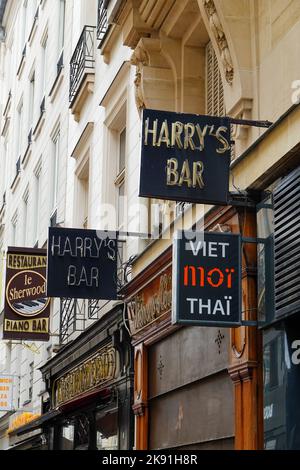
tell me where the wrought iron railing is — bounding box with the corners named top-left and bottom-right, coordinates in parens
top-left (60, 298), bottom-right (100, 344)
top-left (97, 0), bottom-right (110, 43)
top-left (40, 96), bottom-right (45, 114)
top-left (0, 192), bottom-right (6, 214)
top-left (28, 128), bottom-right (32, 145)
top-left (69, 26), bottom-right (96, 103)
top-left (16, 156), bottom-right (21, 174)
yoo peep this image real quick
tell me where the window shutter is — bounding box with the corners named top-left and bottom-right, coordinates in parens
top-left (274, 166), bottom-right (300, 317)
top-left (205, 41), bottom-right (225, 117)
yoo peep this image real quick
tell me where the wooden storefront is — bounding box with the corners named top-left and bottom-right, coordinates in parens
top-left (123, 204), bottom-right (263, 450)
top-left (39, 304), bottom-right (134, 450)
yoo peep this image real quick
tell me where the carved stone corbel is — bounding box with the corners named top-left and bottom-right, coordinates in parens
top-left (202, 0), bottom-right (234, 84)
top-left (131, 44), bottom-right (149, 114)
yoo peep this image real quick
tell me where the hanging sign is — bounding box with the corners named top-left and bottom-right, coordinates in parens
top-left (3, 247), bottom-right (50, 341)
top-left (172, 231), bottom-right (241, 327)
top-left (139, 109), bottom-right (231, 205)
top-left (47, 228), bottom-right (117, 300)
top-left (0, 375), bottom-right (13, 411)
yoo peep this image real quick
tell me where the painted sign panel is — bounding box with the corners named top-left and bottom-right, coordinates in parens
top-left (3, 247), bottom-right (50, 341)
top-left (127, 266), bottom-right (172, 336)
top-left (53, 345), bottom-right (118, 407)
top-left (139, 109), bottom-right (231, 205)
top-left (172, 231), bottom-right (241, 327)
top-left (0, 375), bottom-right (13, 411)
top-left (47, 228), bottom-right (117, 300)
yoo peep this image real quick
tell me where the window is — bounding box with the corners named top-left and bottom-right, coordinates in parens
top-left (115, 128), bottom-right (126, 232)
top-left (60, 422), bottom-right (75, 450)
top-left (78, 163), bottom-right (89, 229)
top-left (263, 318), bottom-right (300, 450)
top-left (40, 32), bottom-right (48, 104)
top-left (104, 100), bottom-right (127, 241)
top-left (29, 361), bottom-right (34, 401)
top-left (58, 0), bottom-right (66, 59)
top-left (51, 129), bottom-right (60, 213)
top-left (0, 136), bottom-right (8, 198)
top-left (16, 100), bottom-right (24, 159)
top-left (11, 213), bottom-right (18, 246)
top-left (23, 189), bottom-right (29, 246)
top-left (20, 1), bottom-right (28, 52)
top-left (33, 164), bottom-right (42, 244)
top-left (28, 71), bottom-right (35, 132)
top-left (96, 405), bottom-right (118, 450)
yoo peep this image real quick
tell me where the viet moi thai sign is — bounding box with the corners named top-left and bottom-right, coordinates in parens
top-left (139, 109), bottom-right (231, 205)
top-left (3, 247), bottom-right (50, 341)
top-left (172, 231), bottom-right (241, 327)
top-left (47, 228), bottom-right (117, 300)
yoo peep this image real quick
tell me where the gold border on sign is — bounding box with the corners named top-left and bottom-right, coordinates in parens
top-left (6, 270), bottom-right (50, 317)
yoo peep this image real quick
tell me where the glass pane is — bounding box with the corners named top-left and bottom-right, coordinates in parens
top-left (119, 128), bottom-right (126, 173)
top-left (257, 196), bottom-right (274, 325)
top-left (60, 423), bottom-right (75, 450)
top-left (96, 407), bottom-right (118, 450)
top-left (118, 182), bottom-right (125, 230)
top-left (264, 317), bottom-right (300, 449)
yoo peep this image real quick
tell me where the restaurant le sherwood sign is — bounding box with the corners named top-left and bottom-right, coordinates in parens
top-left (172, 231), bottom-right (241, 327)
top-left (47, 227), bottom-right (117, 300)
top-left (139, 109), bottom-right (231, 205)
top-left (3, 247), bottom-right (50, 341)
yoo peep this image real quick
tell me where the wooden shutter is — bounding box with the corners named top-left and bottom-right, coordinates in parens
top-left (274, 167), bottom-right (300, 317)
top-left (205, 41), bottom-right (225, 117)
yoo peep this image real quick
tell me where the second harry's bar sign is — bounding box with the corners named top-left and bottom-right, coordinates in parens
top-left (47, 228), bottom-right (117, 300)
top-left (172, 231), bottom-right (241, 327)
top-left (140, 109), bottom-right (231, 205)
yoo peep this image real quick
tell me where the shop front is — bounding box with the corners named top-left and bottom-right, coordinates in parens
top-left (123, 203), bottom-right (255, 449)
top-left (257, 165), bottom-right (300, 449)
top-left (39, 304), bottom-right (134, 450)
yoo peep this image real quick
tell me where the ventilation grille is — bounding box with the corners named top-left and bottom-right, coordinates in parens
top-left (274, 167), bottom-right (300, 317)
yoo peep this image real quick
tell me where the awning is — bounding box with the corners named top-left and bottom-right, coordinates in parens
top-left (10, 388), bottom-right (113, 437)
top-left (8, 432), bottom-right (44, 450)
top-left (9, 409), bottom-right (61, 437)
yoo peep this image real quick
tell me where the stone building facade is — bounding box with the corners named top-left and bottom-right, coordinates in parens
top-left (0, 0), bottom-right (300, 450)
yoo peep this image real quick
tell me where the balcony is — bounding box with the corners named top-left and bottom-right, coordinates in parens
top-left (97, 0), bottom-right (110, 44)
top-left (0, 191), bottom-right (5, 220)
top-left (97, 0), bottom-right (129, 62)
top-left (69, 26), bottom-right (96, 121)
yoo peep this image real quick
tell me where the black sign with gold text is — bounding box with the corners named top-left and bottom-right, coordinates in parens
top-left (3, 247), bottom-right (50, 341)
top-left (139, 109), bottom-right (231, 205)
top-left (47, 227), bottom-right (117, 300)
top-left (172, 231), bottom-right (241, 327)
